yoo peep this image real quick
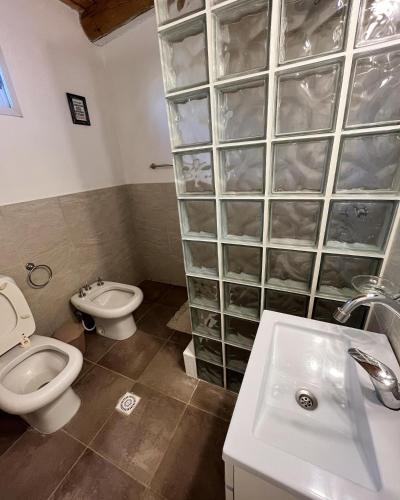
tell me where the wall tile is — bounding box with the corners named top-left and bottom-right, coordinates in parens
top-left (0, 209), bottom-right (19, 270)
top-left (375, 222), bottom-right (400, 362)
top-left (1, 197), bottom-right (68, 263)
top-left (0, 182), bottom-right (184, 337)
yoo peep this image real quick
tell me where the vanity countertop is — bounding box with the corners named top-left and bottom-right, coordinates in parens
top-left (223, 311), bottom-right (400, 500)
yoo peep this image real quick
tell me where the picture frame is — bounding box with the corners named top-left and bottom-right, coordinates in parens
top-left (66, 93), bottom-right (91, 126)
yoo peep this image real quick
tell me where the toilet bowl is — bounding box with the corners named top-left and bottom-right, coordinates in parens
top-left (0, 275), bottom-right (83, 434)
top-left (71, 281), bottom-right (143, 340)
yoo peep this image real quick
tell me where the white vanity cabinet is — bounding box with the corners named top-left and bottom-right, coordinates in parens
top-left (225, 462), bottom-right (299, 500)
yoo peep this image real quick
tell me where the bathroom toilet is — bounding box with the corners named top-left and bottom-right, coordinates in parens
top-left (71, 281), bottom-right (143, 340)
top-left (0, 275), bottom-right (83, 434)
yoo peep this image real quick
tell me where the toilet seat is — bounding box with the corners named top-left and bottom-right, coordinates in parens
top-left (0, 335), bottom-right (83, 415)
top-left (0, 276), bottom-right (35, 355)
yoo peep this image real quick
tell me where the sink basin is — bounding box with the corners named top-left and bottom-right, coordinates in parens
top-left (254, 323), bottom-right (379, 491)
top-left (223, 311), bottom-right (400, 500)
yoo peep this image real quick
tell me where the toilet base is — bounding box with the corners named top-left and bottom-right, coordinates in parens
top-left (94, 314), bottom-right (137, 340)
top-left (22, 387), bottom-right (81, 434)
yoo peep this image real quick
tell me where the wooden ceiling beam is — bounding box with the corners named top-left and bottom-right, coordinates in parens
top-left (59, 0), bottom-right (94, 13)
top-left (80, 0), bottom-right (154, 42)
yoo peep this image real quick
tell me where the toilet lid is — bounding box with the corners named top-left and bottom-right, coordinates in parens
top-left (0, 276), bottom-right (35, 356)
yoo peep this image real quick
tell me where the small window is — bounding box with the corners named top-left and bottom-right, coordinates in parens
top-left (0, 47), bottom-right (21, 117)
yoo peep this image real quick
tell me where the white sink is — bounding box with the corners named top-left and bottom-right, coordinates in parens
top-left (224, 312), bottom-right (400, 500)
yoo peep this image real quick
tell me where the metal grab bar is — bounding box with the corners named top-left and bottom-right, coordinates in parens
top-left (150, 163), bottom-right (173, 169)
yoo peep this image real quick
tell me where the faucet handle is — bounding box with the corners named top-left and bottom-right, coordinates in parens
top-left (78, 287), bottom-right (86, 298)
top-left (84, 281), bottom-right (92, 291)
top-left (97, 276), bottom-right (104, 286)
top-left (348, 348), bottom-right (400, 410)
top-left (348, 348), bottom-right (397, 383)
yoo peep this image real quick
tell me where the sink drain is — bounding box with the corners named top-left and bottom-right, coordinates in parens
top-left (295, 389), bottom-right (318, 411)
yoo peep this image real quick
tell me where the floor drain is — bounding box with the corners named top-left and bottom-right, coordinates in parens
top-left (295, 389), bottom-right (318, 411)
top-left (115, 392), bottom-right (141, 416)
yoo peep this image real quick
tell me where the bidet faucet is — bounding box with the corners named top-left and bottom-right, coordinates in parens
top-left (97, 276), bottom-right (104, 286)
top-left (333, 292), bottom-right (400, 324)
top-left (84, 281), bottom-right (92, 291)
top-left (78, 287), bottom-right (86, 298)
top-left (348, 348), bottom-right (400, 410)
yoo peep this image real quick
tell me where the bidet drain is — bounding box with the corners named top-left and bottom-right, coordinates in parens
top-left (295, 389), bottom-right (318, 411)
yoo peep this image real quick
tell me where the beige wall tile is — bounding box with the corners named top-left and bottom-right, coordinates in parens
top-left (376, 224), bottom-right (400, 362)
top-left (1, 197), bottom-right (68, 263)
top-left (0, 182), bottom-right (184, 335)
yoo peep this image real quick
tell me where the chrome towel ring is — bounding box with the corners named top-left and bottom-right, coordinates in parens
top-left (25, 263), bottom-right (53, 289)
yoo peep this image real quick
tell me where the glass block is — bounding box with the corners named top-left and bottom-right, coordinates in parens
top-left (266, 249), bottom-right (314, 292)
top-left (312, 298), bottom-right (367, 329)
top-left (265, 289), bottom-right (309, 317)
top-left (220, 145), bottom-right (265, 194)
top-left (325, 200), bottom-right (396, 252)
top-left (279, 0), bottom-right (348, 63)
top-left (218, 79), bottom-right (267, 142)
top-left (269, 200), bottom-right (322, 247)
top-left (345, 49), bottom-right (400, 128)
top-left (272, 139), bottom-right (331, 193)
top-left (184, 241), bottom-right (218, 276)
top-left (226, 369), bottom-right (244, 393)
top-left (196, 359), bottom-right (224, 387)
top-left (222, 200), bottom-right (263, 242)
top-left (224, 282), bottom-right (260, 319)
top-left (276, 63), bottom-right (341, 135)
top-left (224, 315), bottom-right (258, 349)
top-left (193, 335), bottom-right (223, 365)
top-left (180, 200), bottom-right (216, 238)
top-left (174, 150), bottom-right (214, 195)
top-left (157, 0), bottom-right (204, 25)
top-left (168, 91), bottom-right (211, 147)
top-left (160, 18), bottom-right (208, 92)
top-left (191, 307), bottom-right (221, 339)
top-left (356, 0), bottom-right (400, 47)
top-left (214, 0), bottom-right (270, 80)
top-left (226, 344), bottom-right (250, 373)
top-left (318, 254), bottom-right (381, 298)
top-left (188, 276), bottom-right (220, 309)
top-left (335, 133), bottom-right (400, 193)
top-left (223, 244), bottom-right (262, 284)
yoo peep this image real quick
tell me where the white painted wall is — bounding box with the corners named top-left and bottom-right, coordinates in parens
top-left (0, 1), bottom-right (173, 207)
top-left (100, 10), bottom-right (173, 185)
top-left (0, 0), bottom-right (126, 206)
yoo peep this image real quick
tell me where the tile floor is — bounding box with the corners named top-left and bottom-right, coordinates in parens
top-left (0, 281), bottom-right (237, 500)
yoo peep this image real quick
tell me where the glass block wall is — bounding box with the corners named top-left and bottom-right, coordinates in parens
top-left (155, 0), bottom-right (400, 392)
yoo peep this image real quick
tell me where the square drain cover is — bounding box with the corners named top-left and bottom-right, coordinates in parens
top-left (115, 392), bottom-right (141, 416)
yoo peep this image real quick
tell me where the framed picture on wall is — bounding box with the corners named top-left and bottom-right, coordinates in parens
top-left (66, 93), bottom-right (91, 126)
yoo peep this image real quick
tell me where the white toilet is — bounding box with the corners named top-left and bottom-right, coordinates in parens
top-left (71, 281), bottom-right (143, 340)
top-left (0, 275), bottom-right (83, 434)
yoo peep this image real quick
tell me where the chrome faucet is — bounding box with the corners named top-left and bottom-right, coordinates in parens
top-left (334, 292), bottom-right (400, 410)
top-left (348, 348), bottom-right (400, 410)
top-left (84, 281), bottom-right (92, 291)
top-left (97, 276), bottom-right (104, 286)
top-left (78, 287), bottom-right (86, 298)
top-left (333, 292), bottom-right (400, 324)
